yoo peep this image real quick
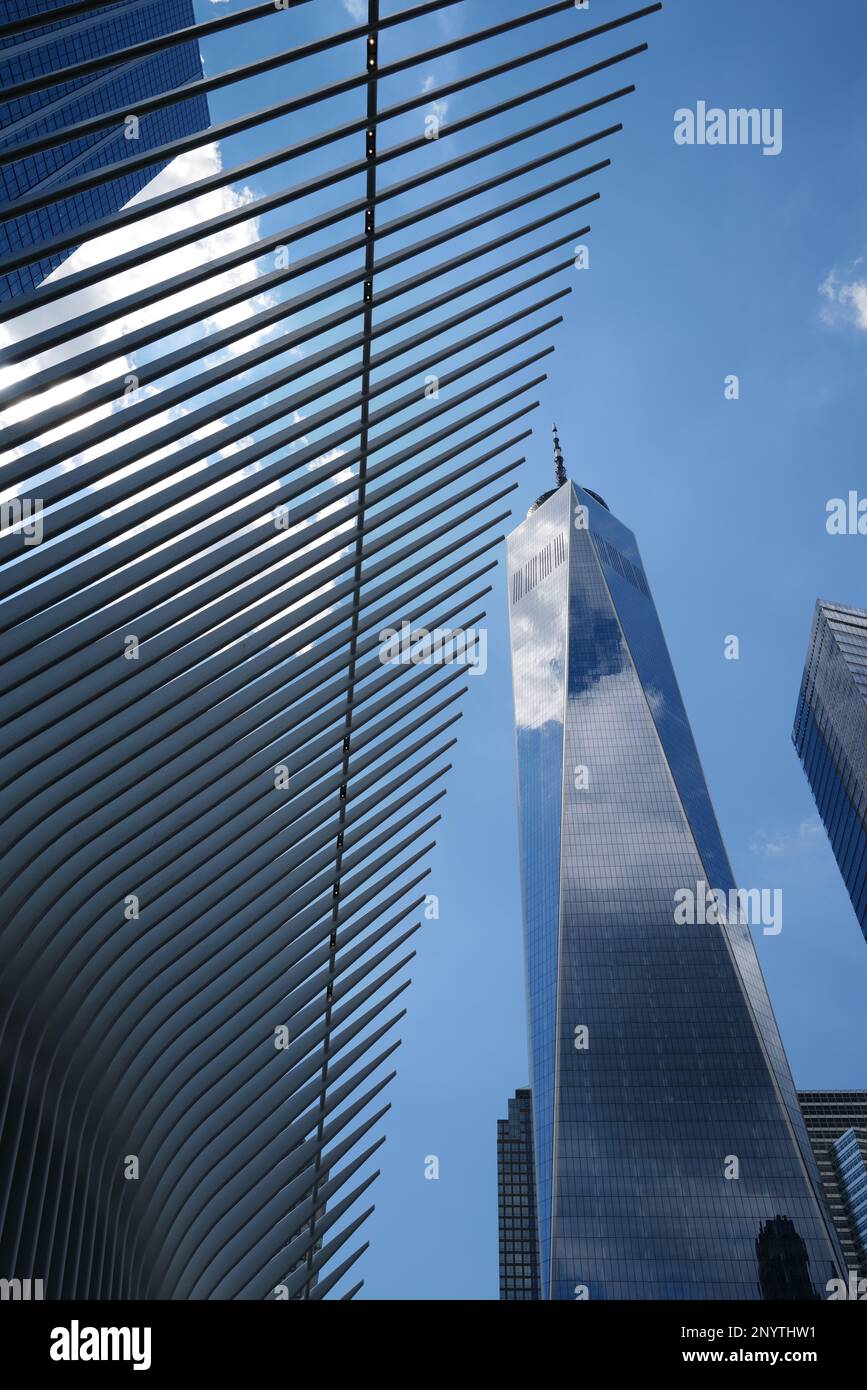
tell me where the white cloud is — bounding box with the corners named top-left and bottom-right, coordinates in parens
top-left (0, 141), bottom-right (357, 667)
top-left (749, 821), bottom-right (825, 859)
top-left (818, 260), bottom-right (867, 332)
top-left (420, 74), bottom-right (448, 126)
top-left (342, 0), bottom-right (366, 20)
top-left (0, 142), bottom-right (279, 499)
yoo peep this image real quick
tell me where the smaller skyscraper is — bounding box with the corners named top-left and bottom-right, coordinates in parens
top-left (793, 601), bottom-right (866, 942)
top-left (497, 1089), bottom-right (540, 1300)
top-left (799, 1091), bottom-right (867, 1279)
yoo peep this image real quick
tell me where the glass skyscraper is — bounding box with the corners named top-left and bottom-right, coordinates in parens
top-left (793, 601), bottom-right (867, 943)
top-left (506, 477), bottom-right (845, 1300)
top-left (800, 1091), bottom-right (867, 1279)
top-left (0, 0), bottom-right (210, 300)
top-left (497, 1088), bottom-right (541, 1301)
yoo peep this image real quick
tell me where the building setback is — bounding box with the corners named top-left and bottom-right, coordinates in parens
top-left (799, 1091), bottom-right (867, 1280)
top-left (497, 1088), bottom-right (541, 1301)
top-left (793, 601), bottom-right (867, 943)
top-left (0, 0), bottom-right (210, 300)
top-left (505, 473), bottom-right (846, 1300)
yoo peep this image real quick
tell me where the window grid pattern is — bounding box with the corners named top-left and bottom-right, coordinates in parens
top-left (799, 1091), bottom-right (867, 1279)
top-left (793, 602), bottom-right (867, 939)
top-left (834, 1130), bottom-right (867, 1261)
top-left (497, 1087), bottom-right (541, 1300)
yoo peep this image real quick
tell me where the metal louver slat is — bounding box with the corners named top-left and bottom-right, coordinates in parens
top-left (0, 0), bottom-right (660, 1298)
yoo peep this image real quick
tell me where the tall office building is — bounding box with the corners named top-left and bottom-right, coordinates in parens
top-left (0, 0), bottom-right (210, 300)
top-left (505, 463), bottom-right (845, 1300)
top-left (799, 1092), bottom-right (867, 1279)
top-left (497, 1088), bottom-right (541, 1301)
top-left (793, 601), bottom-right (867, 943)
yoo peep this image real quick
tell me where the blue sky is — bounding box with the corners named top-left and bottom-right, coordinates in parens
top-left (188, 0), bottom-right (866, 1298)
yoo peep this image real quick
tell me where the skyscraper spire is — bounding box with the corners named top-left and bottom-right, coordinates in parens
top-left (553, 421), bottom-right (568, 488)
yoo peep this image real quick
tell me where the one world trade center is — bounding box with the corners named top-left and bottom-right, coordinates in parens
top-left (505, 446), bottom-right (844, 1300)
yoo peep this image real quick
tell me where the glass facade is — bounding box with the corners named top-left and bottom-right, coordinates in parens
top-left (507, 481), bottom-right (845, 1300)
top-left (0, 0), bottom-right (210, 300)
top-left (793, 601), bottom-right (867, 943)
top-left (800, 1091), bottom-right (867, 1279)
top-left (834, 1131), bottom-right (867, 1268)
top-left (497, 1088), bottom-right (541, 1301)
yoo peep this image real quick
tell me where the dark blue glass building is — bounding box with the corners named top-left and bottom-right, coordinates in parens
top-left (793, 601), bottom-right (867, 943)
top-left (0, 0), bottom-right (210, 301)
top-left (506, 478), bottom-right (845, 1300)
top-left (800, 1091), bottom-right (867, 1280)
top-left (497, 1088), bottom-right (541, 1301)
